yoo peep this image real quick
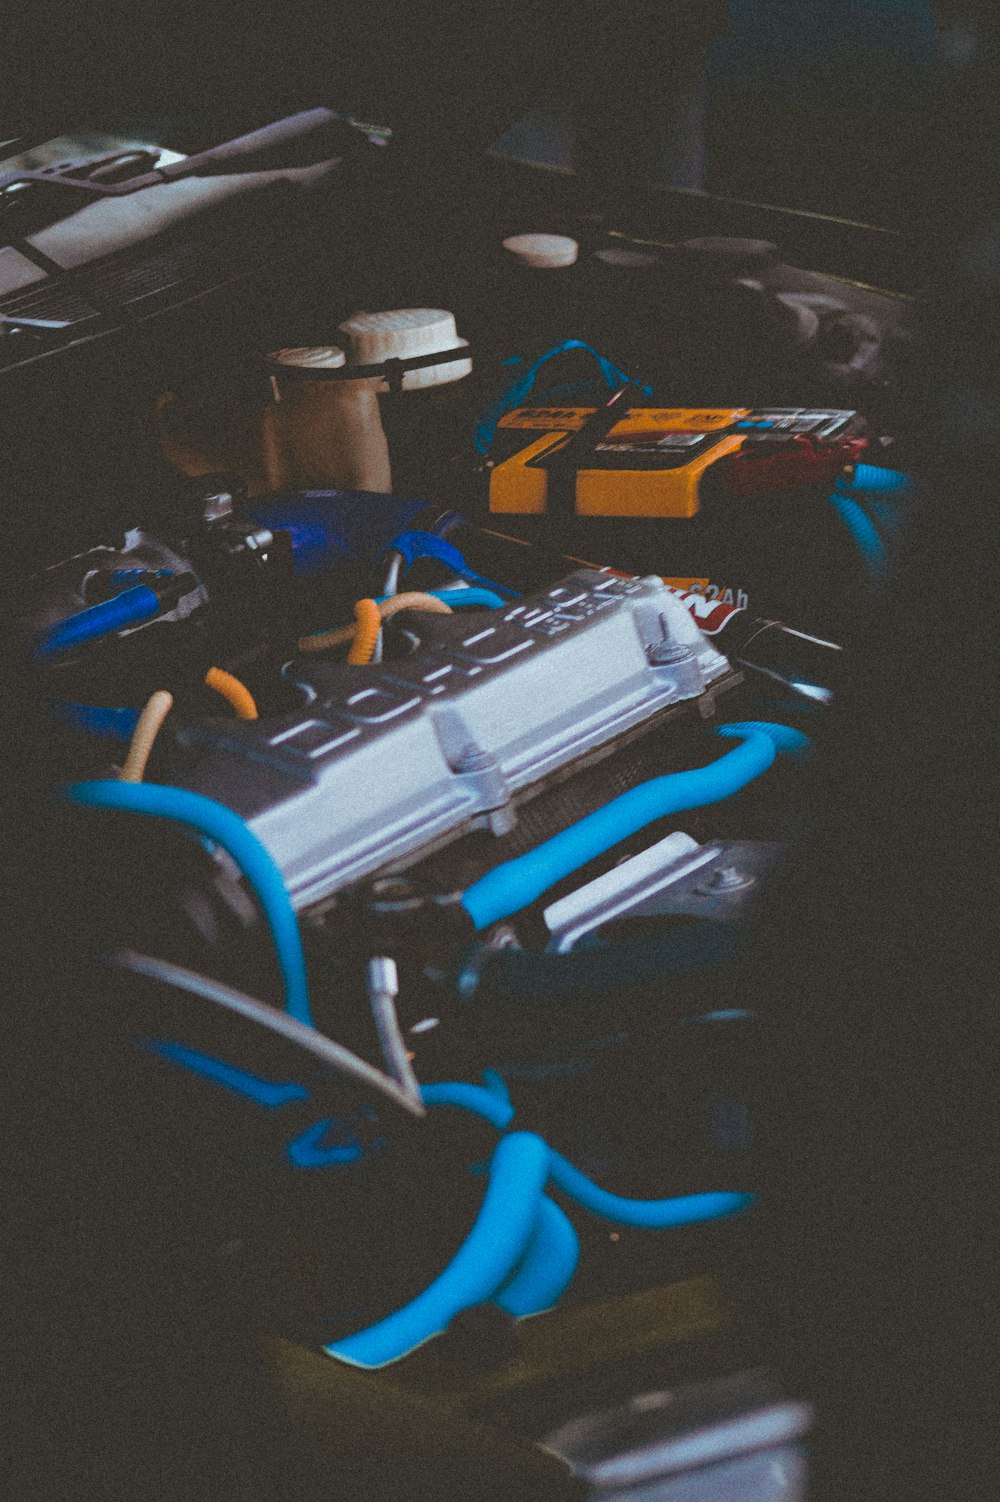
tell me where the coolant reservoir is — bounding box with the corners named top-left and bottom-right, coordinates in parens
top-left (155, 346), bottom-right (393, 495)
top-left (336, 309), bottom-right (473, 498)
top-left (262, 346), bottom-right (393, 493)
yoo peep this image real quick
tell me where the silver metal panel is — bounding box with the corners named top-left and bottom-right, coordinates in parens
top-left (544, 838), bottom-right (790, 952)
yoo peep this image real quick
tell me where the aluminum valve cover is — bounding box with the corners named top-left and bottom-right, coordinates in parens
top-left (172, 569), bottom-right (735, 910)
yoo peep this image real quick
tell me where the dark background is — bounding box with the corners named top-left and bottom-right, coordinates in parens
top-left (4, 4), bottom-right (1000, 1499)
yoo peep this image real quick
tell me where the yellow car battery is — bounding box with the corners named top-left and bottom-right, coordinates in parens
top-left (487, 404), bottom-right (867, 519)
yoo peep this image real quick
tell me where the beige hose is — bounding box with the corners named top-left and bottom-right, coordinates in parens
top-left (120, 690), bottom-right (174, 783)
top-left (298, 592), bottom-right (453, 654)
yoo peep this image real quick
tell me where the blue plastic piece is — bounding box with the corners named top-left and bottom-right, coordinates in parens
top-left (428, 587), bottom-right (507, 611)
top-left (48, 699), bottom-right (140, 741)
top-left (382, 530), bottom-right (519, 599)
top-left (35, 585), bottom-right (161, 661)
top-left (286, 1120), bottom-right (365, 1168)
top-left (430, 509), bottom-right (464, 538)
top-left (420, 1082), bottom-right (515, 1131)
top-left (325, 1131), bottom-right (550, 1367)
top-left (141, 1039), bottom-right (310, 1108)
top-left (546, 1149), bottom-right (755, 1229)
top-left (461, 724), bottom-right (802, 931)
top-left (473, 339), bottom-right (653, 456)
top-left (61, 780), bottom-right (313, 1027)
top-left (245, 491), bottom-right (427, 578)
top-left (494, 1195), bottom-right (580, 1317)
top-left (828, 489), bottom-right (888, 583)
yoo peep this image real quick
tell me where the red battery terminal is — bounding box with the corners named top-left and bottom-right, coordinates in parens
top-left (718, 434), bottom-right (868, 495)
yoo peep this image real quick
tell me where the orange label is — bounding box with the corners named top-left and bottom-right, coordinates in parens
top-left (498, 407), bottom-right (594, 431)
top-left (608, 408), bottom-right (749, 436)
top-left (662, 576), bottom-right (710, 593)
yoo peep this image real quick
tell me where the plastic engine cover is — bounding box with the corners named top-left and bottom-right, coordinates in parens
top-left (171, 570), bottom-right (734, 910)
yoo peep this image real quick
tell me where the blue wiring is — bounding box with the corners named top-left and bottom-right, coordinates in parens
top-left (545, 1150), bottom-right (754, 1229)
top-left (121, 1037), bottom-right (754, 1365)
top-left (60, 781), bottom-right (313, 1028)
top-left (480, 1068), bottom-right (512, 1105)
top-left (461, 722), bottom-right (808, 931)
top-left (325, 1131), bottom-right (550, 1367)
top-left (142, 1039), bottom-right (310, 1108)
top-left (383, 530), bottom-right (519, 599)
top-left (419, 1081), bottom-right (516, 1131)
top-left (318, 1078), bottom-right (753, 1364)
top-left (420, 1082), bottom-right (755, 1229)
top-left (428, 587), bottom-right (507, 611)
top-left (473, 339), bottom-right (653, 457)
top-left (494, 1196), bottom-right (580, 1317)
top-left (47, 699), bottom-right (140, 741)
top-left (847, 464), bottom-right (913, 495)
top-left (286, 1120), bottom-right (365, 1168)
top-left (34, 585), bottom-right (162, 662)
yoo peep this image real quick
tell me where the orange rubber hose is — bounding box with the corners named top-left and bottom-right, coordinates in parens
top-left (204, 666), bottom-right (259, 719)
top-left (346, 598), bottom-right (383, 665)
top-left (298, 592), bottom-right (453, 655)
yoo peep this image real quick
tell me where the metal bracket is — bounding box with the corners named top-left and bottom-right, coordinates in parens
top-left (544, 835), bottom-right (789, 953)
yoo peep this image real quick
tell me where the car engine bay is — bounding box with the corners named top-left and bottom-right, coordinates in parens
top-left (5, 100), bottom-right (975, 1501)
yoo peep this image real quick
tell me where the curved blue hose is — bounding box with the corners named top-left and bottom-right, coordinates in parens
top-left (420, 1082), bottom-right (515, 1131)
top-left (546, 1149), bottom-right (755, 1228)
top-left (494, 1195), bottom-right (580, 1317)
top-left (461, 724), bottom-right (805, 931)
top-left (847, 464), bottom-right (913, 495)
top-left (328, 1080), bottom-right (755, 1363)
top-left (855, 495), bottom-right (905, 540)
top-left (828, 467), bottom-right (915, 579)
top-left (421, 1080), bottom-right (755, 1231)
top-left (60, 781), bottom-right (313, 1028)
top-left (480, 1068), bottom-right (512, 1105)
top-left (382, 531), bottom-right (519, 600)
top-left (714, 721), bottom-right (812, 760)
top-left (828, 490), bottom-right (888, 583)
top-left (34, 585), bottom-right (161, 662)
top-left (325, 1131), bottom-right (550, 1367)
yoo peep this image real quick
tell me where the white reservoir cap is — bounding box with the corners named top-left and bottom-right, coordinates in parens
top-left (502, 232), bottom-right (579, 269)
top-left (269, 345), bottom-right (346, 368)
top-left (337, 308), bottom-right (471, 391)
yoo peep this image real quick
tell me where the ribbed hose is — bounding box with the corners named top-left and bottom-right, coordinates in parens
top-left (345, 598), bottom-right (383, 665)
